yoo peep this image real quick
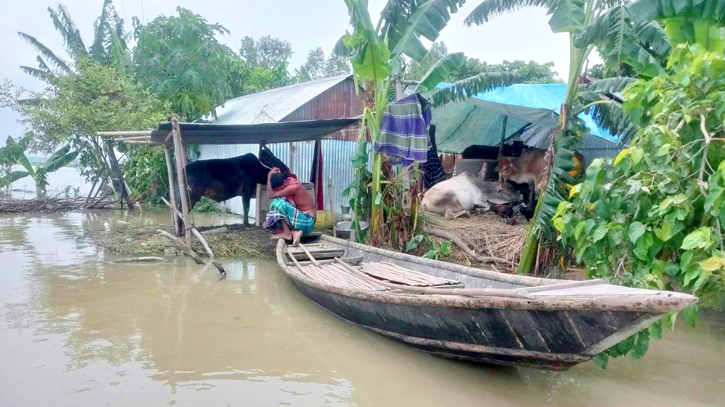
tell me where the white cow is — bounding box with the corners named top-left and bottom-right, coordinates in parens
top-left (421, 172), bottom-right (519, 218)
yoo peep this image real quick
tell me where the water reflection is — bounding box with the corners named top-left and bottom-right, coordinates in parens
top-left (1, 211), bottom-right (724, 407)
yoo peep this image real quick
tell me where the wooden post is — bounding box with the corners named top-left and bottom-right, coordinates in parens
top-left (164, 144), bottom-right (180, 234)
top-left (84, 178), bottom-right (98, 207)
top-left (498, 116), bottom-right (509, 157)
top-left (172, 118), bottom-right (192, 249)
top-left (328, 177), bottom-right (336, 238)
top-left (395, 78), bottom-right (411, 205)
top-left (288, 143), bottom-right (297, 174)
top-left (104, 139), bottom-right (134, 210)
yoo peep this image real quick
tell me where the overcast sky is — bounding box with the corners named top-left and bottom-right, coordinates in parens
top-left (0, 0), bottom-right (588, 146)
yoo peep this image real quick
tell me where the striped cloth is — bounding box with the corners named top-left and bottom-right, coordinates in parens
top-left (264, 198), bottom-right (316, 234)
top-left (375, 94), bottom-right (430, 167)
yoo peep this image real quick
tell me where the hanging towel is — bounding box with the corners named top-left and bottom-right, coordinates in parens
top-left (423, 125), bottom-right (446, 189)
top-left (375, 94), bottom-right (430, 167)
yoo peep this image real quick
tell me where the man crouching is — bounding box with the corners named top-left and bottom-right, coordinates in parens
top-left (264, 167), bottom-right (316, 246)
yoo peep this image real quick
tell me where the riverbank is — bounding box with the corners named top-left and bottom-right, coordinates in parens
top-left (86, 222), bottom-right (277, 258)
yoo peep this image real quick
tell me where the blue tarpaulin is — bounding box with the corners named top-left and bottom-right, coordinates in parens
top-left (432, 83), bottom-right (617, 154)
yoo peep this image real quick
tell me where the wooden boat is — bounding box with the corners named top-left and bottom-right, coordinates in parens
top-left (276, 235), bottom-right (697, 370)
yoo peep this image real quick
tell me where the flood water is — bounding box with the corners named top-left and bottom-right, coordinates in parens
top-left (1, 211), bottom-right (724, 407)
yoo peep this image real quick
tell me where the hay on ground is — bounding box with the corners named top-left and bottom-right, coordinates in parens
top-left (423, 212), bottom-right (528, 266)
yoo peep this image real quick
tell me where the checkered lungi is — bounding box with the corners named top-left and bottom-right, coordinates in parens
top-left (264, 198), bottom-right (316, 234)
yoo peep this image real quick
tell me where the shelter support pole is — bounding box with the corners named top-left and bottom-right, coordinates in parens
top-left (328, 177), bottom-right (336, 238)
top-left (498, 116), bottom-right (509, 157)
top-left (164, 142), bottom-right (180, 235)
top-left (172, 118), bottom-right (192, 249)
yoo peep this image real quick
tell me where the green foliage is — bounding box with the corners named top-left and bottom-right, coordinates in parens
top-left (133, 7), bottom-right (236, 121)
top-left (193, 197), bottom-right (229, 213)
top-left (342, 138), bottom-right (373, 243)
top-left (9, 58), bottom-right (169, 184)
top-left (296, 47), bottom-right (352, 82)
top-left (405, 42), bottom-right (450, 81)
top-left (554, 45), bottom-right (725, 362)
top-left (238, 35), bottom-right (294, 93)
top-left (406, 233), bottom-right (453, 260)
top-left (0, 136), bottom-right (30, 195)
top-left (3, 143), bottom-right (79, 199)
top-left (122, 146), bottom-right (169, 202)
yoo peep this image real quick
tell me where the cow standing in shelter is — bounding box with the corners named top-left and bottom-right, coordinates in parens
top-left (183, 147), bottom-right (290, 228)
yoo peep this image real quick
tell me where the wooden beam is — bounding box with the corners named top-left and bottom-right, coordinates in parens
top-left (163, 146), bottom-right (180, 234)
top-left (97, 130), bottom-right (153, 137)
top-left (172, 118), bottom-right (192, 249)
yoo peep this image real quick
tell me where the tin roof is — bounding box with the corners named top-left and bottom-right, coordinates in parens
top-left (210, 75), bottom-right (352, 125)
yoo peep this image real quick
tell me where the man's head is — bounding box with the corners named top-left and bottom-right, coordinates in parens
top-left (270, 173), bottom-right (288, 189)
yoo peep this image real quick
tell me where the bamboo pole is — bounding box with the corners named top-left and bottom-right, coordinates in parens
top-left (97, 130), bottom-right (153, 137)
top-left (298, 243), bottom-right (321, 267)
top-left (84, 179), bottom-right (98, 207)
top-left (171, 118), bottom-right (192, 249)
top-left (163, 144), bottom-right (180, 234)
top-left (327, 177), bottom-right (336, 238)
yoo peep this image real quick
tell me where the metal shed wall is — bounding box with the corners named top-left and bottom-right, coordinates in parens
top-left (281, 78), bottom-right (364, 141)
top-left (198, 140), bottom-right (357, 220)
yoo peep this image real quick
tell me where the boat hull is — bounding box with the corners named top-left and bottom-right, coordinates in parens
top-left (291, 278), bottom-right (652, 370)
top-left (277, 236), bottom-right (697, 370)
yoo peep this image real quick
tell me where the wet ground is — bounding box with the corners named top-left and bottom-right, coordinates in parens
top-left (1, 210), bottom-right (724, 406)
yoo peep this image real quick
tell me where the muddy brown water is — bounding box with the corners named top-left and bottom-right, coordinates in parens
top-left (1, 210), bottom-right (724, 407)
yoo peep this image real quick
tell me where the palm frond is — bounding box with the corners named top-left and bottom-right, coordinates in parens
top-left (627, 0), bottom-right (725, 26)
top-left (48, 5), bottom-right (87, 59)
top-left (36, 56), bottom-right (53, 74)
top-left (90, 0), bottom-right (114, 63)
top-left (415, 52), bottom-right (466, 93)
top-left (427, 71), bottom-right (519, 107)
top-left (581, 76), bottom-right (639, 95)
top-left (107, 29), bottom-right (132, 76)
top-left (579, 77), bottom-right (640, 141)
top-left (389, 0), bottom-right (466, 62)
top-left (576, 6), bottom-right (665, 77)
top-left (19, 66), bottom-right (55, 82)
top-left (17, 32), bottom-right (71, 73)
top-left (634, 21), bottom-right (671, 57)
top-left (464, 0), bottom-right (550, 26)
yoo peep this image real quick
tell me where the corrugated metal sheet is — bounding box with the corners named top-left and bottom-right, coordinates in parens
top-left (198, 140), bottom-right (359, 219)
top-left (282, 79), bottom-right (364, 141)
top-left (581, 133), bottom-right (623, 165)
top-left (211, 75), bottom-right (351, 125)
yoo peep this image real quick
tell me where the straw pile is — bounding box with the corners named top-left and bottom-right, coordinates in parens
top-left (423, 211), bottom-right (529, 267)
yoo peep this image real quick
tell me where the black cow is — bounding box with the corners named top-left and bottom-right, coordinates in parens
top-left (184, 147), bottom-right (290, 227)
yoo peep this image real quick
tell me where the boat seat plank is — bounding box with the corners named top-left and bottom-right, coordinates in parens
top-left (359, 262), bottom-right (461, 288)
top-left (286, 244), bottom-right (346, 261)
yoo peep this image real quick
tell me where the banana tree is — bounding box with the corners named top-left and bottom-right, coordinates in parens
top-left (0, 136), bottom-right (29, 196)
top-left (336, 0), bottom-right (467, 242)
top-left (337, 0), bottom-right (520, 243)
top-left (10, 145), bottom-right (79, 199)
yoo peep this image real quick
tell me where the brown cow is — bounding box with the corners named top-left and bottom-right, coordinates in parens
top-left (498, 148), bottom-right (585, 205)
top-left (497, 148), bottom-right (547, 205)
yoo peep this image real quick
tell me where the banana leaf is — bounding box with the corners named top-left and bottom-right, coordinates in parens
top-left (415, 52), bottom-right (465, 93)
